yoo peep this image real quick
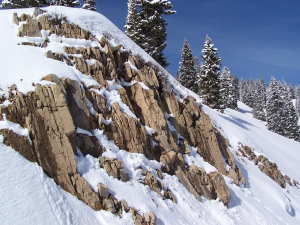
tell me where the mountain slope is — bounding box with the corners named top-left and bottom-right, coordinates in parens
top-left (0, 7), bottom-right (299, 225)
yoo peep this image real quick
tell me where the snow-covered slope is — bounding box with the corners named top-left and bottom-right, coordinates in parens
top-left (1, 6), bottom-right (300, 225)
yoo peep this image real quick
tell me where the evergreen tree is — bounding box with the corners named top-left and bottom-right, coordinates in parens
top-left (199, 35), bottom-right (222, 109)
top-left (219, 67), bottom-right (238, 109)
top-left (239, 80), bottom-right (256, 108)
top-left (176, 40), bottom-right (199, 93)
top-left (82, 0), bottom-right (96, 11)
top-left (252, 80), bottom-right (266, 121)
top-left (125, 0), bottom-right (175, 67)
top-left (125, 0), bottom-right (143, 46)
top-left (51, 0), bottom-right (79, 7)
top-left (266, 78), bottom-right (285, 135)
top-left (1, 0), bottom-right (49, 8)
top-left (281, 84), bottom-right (300, 141)
top-left (296, 85), bottom-right (300, 116)
top-left (233, 76), bottom-right (240, 106)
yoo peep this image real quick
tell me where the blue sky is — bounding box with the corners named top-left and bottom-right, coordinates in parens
top-left (97, 0), bottom-right (300, 85)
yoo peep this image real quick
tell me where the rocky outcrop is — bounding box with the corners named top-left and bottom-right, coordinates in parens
top-left (238, 145), bottom-right (299, 188)
top-left (142, 170), bottom-right (177, 203)
top-left (0, 80), bottom-right (102, 210)
top-left (131, 210), bottom-right (156, 225)
top-left (176, 165), bottom-right (230, 205)
top-left (0, 10), bottom-right (250, 222)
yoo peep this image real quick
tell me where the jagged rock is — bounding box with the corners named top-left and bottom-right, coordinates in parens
top-left (163, 189), bottom-right (177, 203)
top-left (106, 103), bottom-right (155, 159)
top-left (131, 209), bottom-right (156, 225)
top-left (238, 144), bottom-right (299, 188)
top-left (176, 165), bottom-right (230, 206)
top-left (209, 172), bottom-right (231, 205)
top-left (99, 157), bottom-right (130, 182)
top-left (18, 17), bottom-right (41, 37)
top-left (17, 13), bottom-right (92, 40)
top-left (160, 151), bottom-right (185, 174)
top-left (141, 170), bottom-right (176, 202)
top-left (97, 183), bottom-right (109, 199)
top-left (102, 197), bottom-right (123, 214)
top-left (143, 171), bottom-right (163, 194)
top-left (121, 200), bottom-right (130, 212)
top-left (76, 133), bottom-right (103, 157)
top-left (0, 129), bottom-right (35, 162)
top-left (71, 174), bottom-right (102, 210)
top-left (0, 80), bottom-right (102, 210)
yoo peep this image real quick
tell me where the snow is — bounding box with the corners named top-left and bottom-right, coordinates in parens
top-left (0, 114), bottom-right (30, 139)
top-left (0, 135), bottom-right (129, 225)
top-left (0, 6), bottom-right (300, 225)
top-left (184, 146), bottom-right (217, 173)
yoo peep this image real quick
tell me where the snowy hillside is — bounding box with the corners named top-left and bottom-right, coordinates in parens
top-left (1, 7), bottom-right (300, 225)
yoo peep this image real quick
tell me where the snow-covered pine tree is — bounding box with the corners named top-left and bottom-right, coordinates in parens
top-left (233, 76), bottom-right (240, 106)
top-left (281, 84), bottom-right (300, 141)
top-left (296, 85), bottom-right (300, 116)
top-left (125, 0), bottom-right (175, 68)
top-left (51, 0), bottom-right (79, 7)
top-left (219, 67), bottom-right (238, 109)
top-left (252, 80), bottom-right (266, 121)
top-left (124, 0), bottom-right (143, 47)
top-left (266, 78), bottom-right (285, 135)
top-left (176, 40), bottom-right (199, 93)
top-left (82, 0), bottom-right (96, 11)
top-left (239, 80), bottom-right (255, 108)
top-left (1, 0), bottom-right (49, 8)
top-left (199, 35), bottom-right (222, 109)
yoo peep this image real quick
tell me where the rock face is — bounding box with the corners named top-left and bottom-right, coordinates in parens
top-left (238, 145), bottom-right (299, 188)
top-left (0, 10), bottom-right (248, 224)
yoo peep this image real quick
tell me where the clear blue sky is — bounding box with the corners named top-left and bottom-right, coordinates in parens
top-left (97, 0), bottom-right (300, 85)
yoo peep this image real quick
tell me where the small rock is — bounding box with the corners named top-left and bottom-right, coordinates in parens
top-left (97, 183), bottom-right (109, 199)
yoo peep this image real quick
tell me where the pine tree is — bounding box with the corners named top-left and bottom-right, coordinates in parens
top-left (125, 0), bottom-right (142, 45)
top-left (219, 67), bottom-right (238, 109)
top-left (281, 84), bottom-right (300, 141)
top-left (233, 76), bottom-right (240, 106)
top-left (199, 35), bottom-right (222, 109)
top-left (82, 0), bottom-right (96, 11)
top-left (239, 80), bottom-right (256, 108)
top-left (125, 0), bottom-right (175, 67)
top-left (266, 78), bottom-right (285, 135)
top-left (296, 85), bottom-right (300, 117)
top-left (176, 40), bottom-right (199, 93)
top-left (252, 80), bottom-right (266, 121)
top-left (1, 0), bottom-right (49, 8)
top-left (51, 0), bottom-right (79, 7)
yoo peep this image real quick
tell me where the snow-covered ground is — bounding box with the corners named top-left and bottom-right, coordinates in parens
top-left (0, 6), bottom-right (300, 225)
